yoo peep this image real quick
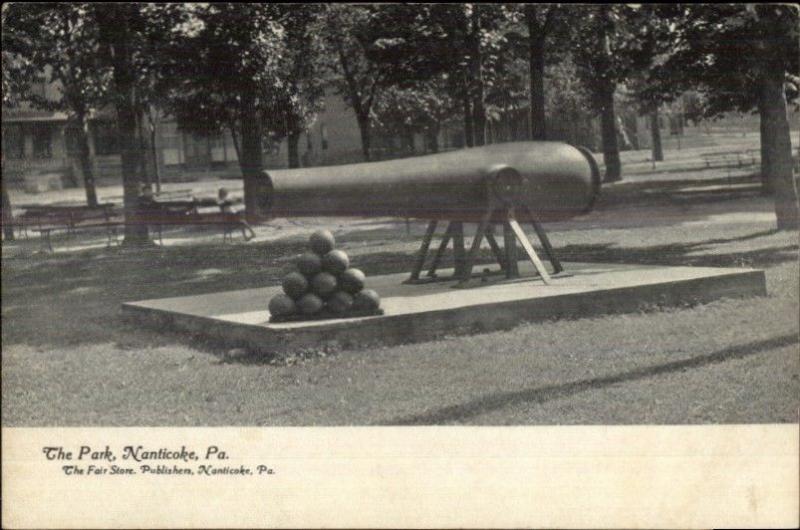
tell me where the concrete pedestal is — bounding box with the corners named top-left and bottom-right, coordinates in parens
top-left (122, 262), bottom-right (766, 355)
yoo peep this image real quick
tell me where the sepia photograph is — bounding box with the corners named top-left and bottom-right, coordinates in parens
top-left (2, 2), bottom-right (798, 528)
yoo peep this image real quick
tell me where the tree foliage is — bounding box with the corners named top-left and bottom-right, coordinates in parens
top-left (372, 76), bottom-right (457, 153)
top-left (641, 4), bottom-right (799, 118)
top-left (315, 4), bottom-right (394, 160)
top-left (161, 4), bottom-right (285, 138)
top-left (1, 5), bottom-right (39, 107)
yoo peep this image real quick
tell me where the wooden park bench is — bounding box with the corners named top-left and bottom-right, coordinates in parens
top-left (699, 150), bottom-right (761, 186)
top-left (20, 203), bottom-right (119, 251)
top-left (128, 197), bottom-right (252, 245)
top-left (700, 150), bottom-right (759, 171)
top-left (13, 196), bottom-right (252, 251)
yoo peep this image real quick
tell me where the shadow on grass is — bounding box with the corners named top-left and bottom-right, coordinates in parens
top-left (383, 333), bottom-right (800, 425)
top-left (558, 241), bottom-right (797, 269)
top-left (2, 216), bottom-right (796, 352)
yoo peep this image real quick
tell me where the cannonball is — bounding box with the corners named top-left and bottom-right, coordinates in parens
top-left (321, 249), bottom-right (350, 275)
top-left (311, 272), bottom-right (338, 298)
top-left (296, 252), bottom-right (322, 277)
top-left (339, 268), bottom-right (366, 293)
top-left (281, 271), bottom-right (308, 299)
top-left (353, 289), bottom-right (380, 312)
top-left (327, 291), bottom-right (354, 314)
top-left (296, 293), bottom-right (324, 315)
top-left (309, 229), bottom-right (336, 256)
top-left (268, 294), bottom-right (296, 317)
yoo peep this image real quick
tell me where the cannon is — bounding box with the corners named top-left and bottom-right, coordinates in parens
top-left (257, 141), bottom-right (601, 286)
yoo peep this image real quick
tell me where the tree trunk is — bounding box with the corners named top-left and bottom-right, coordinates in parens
top-left (287, 131), bottom-right (301, 168)
top-left (229, 125), bottom-right (241, 162)
top-left (75, 111), bottom-right (99, 207)
top-left (758, 100), bottom-right (773, 194)
top-left (149, 108), bottom-right (161, 193)
top-left (97, 5), bottom-right (149, 245)
top-left (469, 9), bottom-right (485, 147)
top-left (527, 13), bottom-right (547, 141)
top-left (2, 180), bottom-right (14, 241)
top-left (355, 111), bottom-right (371, 162)
top-left (650, 108), bottom-right (663, 162)
top-left (462, 89), bottom-right (474, 147)
top-left (471, 96), bottom-right (486, 146)
top-left (238, 95), bottom-right (265, 223)
top-left (134, 109), bottom-right (149, 187)
top-left (599, 83), bottom-right (622, 182)
top-left (759, 60), bottom-right (799, 230)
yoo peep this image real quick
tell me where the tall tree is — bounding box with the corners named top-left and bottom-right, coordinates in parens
top-left (572, 5), bottom-right (635, 183)
top-left (94, 3), bottom-right (150, 243)
top-left (359, 3), bottom-right (513, 149)
top-left (5, 4), bottom-right (192, 242)
top-left (268, 5), bottom-right (325, 169)
top-left (3, 3), bottom-right (113, 207)
top-left (521, 4), bottom-right (562, 141)
top-left (544, 56), bottom-right (596, 148)
top-left (1, 6), bottom-right (38, 241)
top-left (162, 4), bottom-right (285, 220)
top-left (360, 4), bottom-right (472, 146)
top-left (646, 4), bottom-right (799, 229)
top-left (749, 5), bottom-right (798, 229)
top-left (94, 4), bottom-right (195, 243)
top-left (617, 5), bottom-right (676, 163)
top-left (372, 77), bottom-right (457, 154)
top-left (318, 4), bottom-right (390, 161)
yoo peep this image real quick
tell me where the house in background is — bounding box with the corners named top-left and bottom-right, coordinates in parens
top-left (1, 80), bottom-right (375, 193)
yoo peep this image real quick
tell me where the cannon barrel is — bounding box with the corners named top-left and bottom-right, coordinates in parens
top-left (258, 141), bottom-right (600, 223)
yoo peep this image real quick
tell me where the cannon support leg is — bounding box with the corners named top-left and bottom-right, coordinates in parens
top-left (455, 209), bottom-right (494, 286)
top-left (407, 220), bottom-right (437, 282)
top-left (427, 222), bottom-right (455, 277)
top-left (485, 225), bottom-right (507, 272)
top-left (404, 207), bottom-right (564, 286)
top-left (507, 208), bottom-right (551, 285)
top-left (502, 222), bottom-right (519, 278)
top-left (522, 205), bottom-right (563, 274)
top-left (451, 222), bottom-right (466, 277)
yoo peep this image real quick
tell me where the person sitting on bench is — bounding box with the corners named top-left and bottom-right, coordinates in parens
top-left (218, 187), bottom-right (256, 241)
top-left (137, 184), bottom-right (161, 220)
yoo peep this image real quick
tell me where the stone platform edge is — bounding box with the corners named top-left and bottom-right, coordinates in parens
top-left (121, 268), bottom-right (766, 356)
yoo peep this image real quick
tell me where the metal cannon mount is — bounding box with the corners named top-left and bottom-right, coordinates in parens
top-left (404, 165), bottom-right (564, 288)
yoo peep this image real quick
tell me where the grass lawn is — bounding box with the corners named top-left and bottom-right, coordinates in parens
top-left (2, 169), bottom-right (799, 426)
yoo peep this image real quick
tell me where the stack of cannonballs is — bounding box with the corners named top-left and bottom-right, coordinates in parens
top-left (269, 230), bottom-right (382, 321)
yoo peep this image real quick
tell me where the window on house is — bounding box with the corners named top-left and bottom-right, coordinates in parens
top-left (93, 122), bottom-right (120, 155)
top-left (32, 125), bottom-right (52, 158)
top-left (2, 124), bottom-right (25, 159)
